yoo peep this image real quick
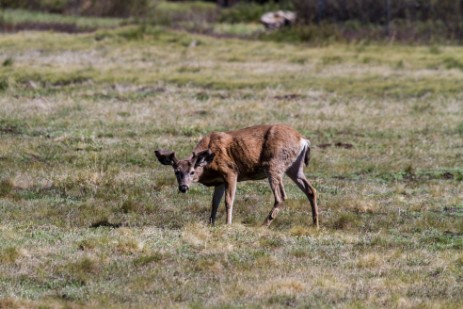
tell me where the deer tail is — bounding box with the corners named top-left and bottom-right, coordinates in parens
top-left (304, 139), bottom-right (311, 166)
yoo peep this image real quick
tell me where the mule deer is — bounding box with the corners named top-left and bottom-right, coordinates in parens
top-left (155, 124), bottom-right (318, 227)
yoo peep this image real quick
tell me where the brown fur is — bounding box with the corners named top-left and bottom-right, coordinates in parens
top-left (155, 124), bottom-right (318, 227)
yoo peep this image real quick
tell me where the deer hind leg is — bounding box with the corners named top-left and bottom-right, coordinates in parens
top-left (263, 173), bottom-right (286, 227)
top-left (286, 153), bottom-right (319, 228)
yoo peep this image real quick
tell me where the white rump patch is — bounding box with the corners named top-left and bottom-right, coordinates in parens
top-left (295, 138), bottom-right (310, 159)
top-left (300, 138), bottom-right (310, 151)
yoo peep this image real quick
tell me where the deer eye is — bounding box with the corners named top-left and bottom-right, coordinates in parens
top-left (190, 171), bottom-right (195, 176)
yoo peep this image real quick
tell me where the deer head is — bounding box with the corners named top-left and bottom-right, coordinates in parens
top-left (155, 149), bottom-right (215, 193)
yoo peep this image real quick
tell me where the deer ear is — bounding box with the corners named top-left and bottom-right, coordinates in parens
top-left (155, 149), bottom-right (177, 166)
top-left (194, 149), bottom-right (215, 168)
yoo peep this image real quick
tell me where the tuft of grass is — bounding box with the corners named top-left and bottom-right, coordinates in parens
top-left (260, 24), bottom-right (342, 43)
top-left (456, 122), bottom-right (463, 136)
top-left (429, 45), bottom-right (441, 54)
top-left (64, 256), bottom-right (101, 285)
top-left (0, 247), bottom-right (21, 264)
top-left (259, 235), bottom-right (286, 248)
top-left (121, 199), bottom-right (140, 213)
top-left (332, 213), bottom-right (361, 230)
top-left (133, 252), bottom-right (164, 266)
top-left (0, 298), bottom-right (24, 309)
top-left (0, 77), bottom-right (8, 91)
top-left (289, 225), bottom-right (316, 237)
top-left (321, 55), bottom-right (343, 65)
top-left (443, 57), bottom-right (463, 71)
top-left (2, 58), bottom-right (14, 67)
top-left (0, 179), bottom-right (14, 197)
top-left (356, 252), bottom-right (383, 268)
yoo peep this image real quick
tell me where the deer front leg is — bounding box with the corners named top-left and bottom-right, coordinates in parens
top-left (209, 184), bottom-right (225, 225)
top-left (224, 175), bottom-right (237, 225)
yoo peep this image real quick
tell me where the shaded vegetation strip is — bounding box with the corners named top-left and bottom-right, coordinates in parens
top-left (0, 22), bottom-right (96, 33)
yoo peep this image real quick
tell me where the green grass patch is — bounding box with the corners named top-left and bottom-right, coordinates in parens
top-left (0, 8), bottom-right (122, 30)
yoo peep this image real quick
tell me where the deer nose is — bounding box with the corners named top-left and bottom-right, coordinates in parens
top-left (179, 185), bottom-right (189, 193)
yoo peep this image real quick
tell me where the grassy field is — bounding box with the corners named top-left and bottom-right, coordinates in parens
top-left (0, 24), bottom-right (462, 308)
top-left (0, 9), bottom-right (124, 32)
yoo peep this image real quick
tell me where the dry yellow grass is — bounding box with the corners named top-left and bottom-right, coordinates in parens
top-left (0, 24), bottom-right (462, 308)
